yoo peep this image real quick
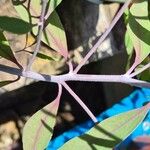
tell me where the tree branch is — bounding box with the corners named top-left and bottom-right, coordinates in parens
top-left (129, 62), bottom-right (150, 78)
top-left (62, 82), bottom-right (98, 123)
top-left (73, 0), bottom-right (132, 74)
top-left (26, 0), bottom-right (48, 71)
top-left (0, 64), bottom-right (150, 88)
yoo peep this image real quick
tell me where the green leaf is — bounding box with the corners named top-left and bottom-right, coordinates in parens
top-left (13, 0), bottom-right (62, 23)
top-left (125, 31), bottom-right (134, 56)
top-left (135, 57), bottom-right (150, 81)
top-left (0, 80), bottom-right (15, 87)
top-left (127, 1), bottom-right (150, 66)
top-left (124, 31), bottom-right (134, 71)
top-left (60, 104), bottom-right (150, 150)
top-left (36, 52), bottom-right (58, 61)
top-left (26, 51), bottom-right (59, 61)
top-left (14, 4), bottom-right (30, 24)
top-left (0, 32), bottom-right (22, 68)
top-left (49, 0), bottom-right (62, 13)
top-left (0, 16), bottom-right (33, 34)
top-left (33, 10), bottom-right (68, 58)
top-left (43, 11), bottom-right (68, 58)
top-left (23, 85), bottom-right (62, 150)
top-left (13, 0), bottom-right (67, 57)
top-left (0, 81), bottom-right (12, 87)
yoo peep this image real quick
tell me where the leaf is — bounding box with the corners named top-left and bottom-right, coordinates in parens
top-left (30, 0), bottom-right (62, 17)
top-left (0, 16), bottom-right (33, 34)
top-left (33, 10), bottom-right (68, 58)
top-left (124, 31), bottom-right (134, 71)
top-left (87, 0), bottom-right (126, 4)
top-left (42, 11), bottom-right (68, 58)
top-left (23, 84), bottom-right (62, 150)
top-left (49, 0), bottom-right (62, 13)
top-left (127, 1), bottom-right (150, 72)
top-left (13, 0), bottom-right (62, 21)
top-left (135, 57), bottom-right (150, 81)
top-left (125, 31), bottom-right (134, 56)
top-left (26, 50), bottom-right (59, 61)
top-left (13, 0), bottom-right (68, 58)
top-left (14, 4), bottom-right (30, 24)
top-left (0, 78), bottom-right (19, 87)
top-left (0, 32), bottom-right (22, 68)
top-left (60, 103), bottom-right (150, 150)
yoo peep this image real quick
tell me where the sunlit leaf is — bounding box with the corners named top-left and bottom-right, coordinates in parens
top-left (41, 11), bottom-right (68, 58)
top-left (14, 4), bottom-right (30, 24)
top-left (13, 0), bottom-right (68, 58)
top-left (0, 16), bottom-right (33, 34)
top-left (32, 10), bottom-right (68, 58)
top-left (87, 0), bottom-right (125, 3)
top-left (125, 31), bottom-right (134, 56)
top-left (49, 0), bottom-right (62, 13)
top-left (0, 32), bottom-right (22, 68)
top-left (60, 103), bottom-right (150, 150)
top-left (127, 1), bottom-right (150, 71)
top-left (23, 84), bottom-right (62, 150)
top-left (13, 0), bottom-right (62, 21)
top-left (30, 0), bottom-right (62, 17)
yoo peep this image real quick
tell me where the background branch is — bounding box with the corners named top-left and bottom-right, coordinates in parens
top-left (73, 0), bottom-right (132, 74)
top-left (26, 0), bottom-right (48, 71)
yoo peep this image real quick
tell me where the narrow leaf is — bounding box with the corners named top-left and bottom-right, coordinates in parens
top-left (60, 103), bottom-right (150, 150)
top-left (0, 16), bottom-right (33, 34)
top-left (26, 50), bottom-right (59, 61)
top-left (126, 1), bottom-right (150, 73)
top-left (0, 32), bottom-right (22, 68)
top-left (0, 77), bottom-right (20, 87)
top-left (23, 84), bottom-right (62, 150)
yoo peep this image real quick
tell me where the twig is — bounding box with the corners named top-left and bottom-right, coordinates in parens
top-left (73, 0), bottom-right (132, 74)
top-left (62, 82), bottom-right (98, 123)
top-left (26, 0), bottom-right (48, 71)
top-left (129, 62), bottom-right (150, 78)
top-left (0, 64), bottom-right (150, 88)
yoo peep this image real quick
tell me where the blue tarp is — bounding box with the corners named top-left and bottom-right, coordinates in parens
top-left (47, 88), bottom-right (150, 150)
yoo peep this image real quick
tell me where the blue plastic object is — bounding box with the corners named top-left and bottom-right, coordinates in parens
top-left (47, 88), bottom-right (150, 150)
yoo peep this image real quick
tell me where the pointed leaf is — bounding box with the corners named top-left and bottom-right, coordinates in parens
top-left (0, 32), bottom-right (22, 68)
top-left (33, 11), bottom-right (68, 58)
top-left (0, 16), bottom-right (33, 34)
top-left (60, 103), bottom-right (150, 150)
top-left (49, 0), bottom-right (62, 13)
top-left (13, 0), bottom-right (67, 58)
top-left (23, 84), bottom-right (62, 150)
top-left (127, 1), bottom-right (150, 70)
top-left (13, 0), bottom-right (62, 21)
top-left (42, 11), bottom-right (68, 58)
top-left (0, 77), bottom-right (20, 87)
top-left (29, 0), bottom-right (63, 17)
top-left (14, 4), bottom-right (30, 24)
top-left (27, 51), bottom-right (59, 61)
